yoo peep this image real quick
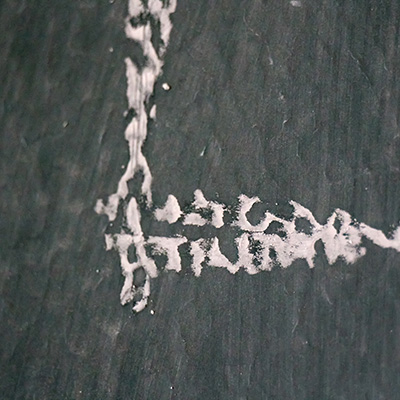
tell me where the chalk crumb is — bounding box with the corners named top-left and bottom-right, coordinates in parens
top-left (290, 0), bottom-right (302, 7)
top-left (150, 309), bottom-right (155, 315)
top-left (162, 82), bottom-right (171, 91)
top-left (150, 105), bottom-right (157, 120)
top-left (96, 269), bottom-right (100, 273)
top-left (109, 47), bottom-right (114, 53)
top-left (62, 121), bottom-right (68, 128)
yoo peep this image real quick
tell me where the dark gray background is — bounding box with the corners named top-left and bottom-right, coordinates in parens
top-left (1, 0), bottom-right (400, 398)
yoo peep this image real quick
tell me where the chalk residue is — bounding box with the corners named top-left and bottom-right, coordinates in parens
top-left (183, 189), bottom-right (225, 228)
top-left (106, 197), bottom-right (157, 312)
top-left (149, 194), bottom-right (400, 276)
top-left (103, 189), bottom-right (400, 311)
top-left (95, 0), bottom-right (177, 221)
top-left (95, 0), bottom-right (177, 312)
top-left (148, 236), bottom-right (187, 272)
top-left (154, 194), bottom-right (182, 223)
top-left (96, 0), bottom-right (400, 314)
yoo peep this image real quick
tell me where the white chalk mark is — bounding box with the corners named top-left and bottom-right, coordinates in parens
top-left (235, 194), bottom-right (281, 232)
top-left (183, 190), bottom-right (225, 228)
top-left (154, 194), bottom-right (182, 223)
top-left (149, 194), bottom-right (400, 282)
top-left (148, 236), bottom-right (187, 272)
top-left (190, 239), bottom-right (207, 277)
top-left (149, 105), bottom-right (157, 120)
top-left (105, 197), bottom-right (157, 311)
top-left (128, 0), bottom-right (144, 17)
top-left (96, 0), bottom-right (400, 314)
top-left (183, 213), bottom-right (207, 226)
top-left (359, 224), bottom-right (400, 251)
top-left (207, 235), bottom-right (258, 275)
top-left (96, 0), bottom-right (177, 222)
top-left (95, 0), bottom-right (177, 311)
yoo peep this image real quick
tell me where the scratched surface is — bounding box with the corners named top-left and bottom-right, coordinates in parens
top-left (1, 0), bottom-right (400, 399)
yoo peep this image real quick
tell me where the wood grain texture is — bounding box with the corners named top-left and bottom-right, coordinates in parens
top-left (1, 1), bottom-right (400, 399)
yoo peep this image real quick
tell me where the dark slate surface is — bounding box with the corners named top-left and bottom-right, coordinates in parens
top-left (1, 0), bottom-right (400, 399)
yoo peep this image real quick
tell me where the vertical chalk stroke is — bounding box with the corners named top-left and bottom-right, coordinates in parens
top-left (96, 0), bottom-right (400, 313)
top-left (96, 0), bottom-right (177, 312)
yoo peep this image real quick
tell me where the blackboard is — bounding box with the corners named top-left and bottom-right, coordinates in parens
top-left (1, 0), bottom-right (400, 398)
